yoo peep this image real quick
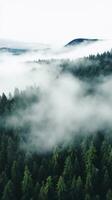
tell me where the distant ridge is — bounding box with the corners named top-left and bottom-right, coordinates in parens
top-left (0, 39), bottom-right (50, 50)
top-left (0, 47), bottom-right (28, 55)
top-left (0, 39), bottom-right (51, 55)
top-left (65, 38), bottom-right (99, 47)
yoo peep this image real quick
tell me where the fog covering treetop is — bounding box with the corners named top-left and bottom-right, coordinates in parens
top-left (0, 50), bottom-right (112, 199)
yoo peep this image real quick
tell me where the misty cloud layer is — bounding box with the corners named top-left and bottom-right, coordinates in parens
top-left (0, 40), bottom-right (112, 94)
top-left (6, 73), bottom-right (112, 152)
top-left (1, 40), bottom-right (112, 152)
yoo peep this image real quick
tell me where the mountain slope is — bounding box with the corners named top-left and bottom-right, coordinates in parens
top-left (65, 38), bottom-right (99, 47)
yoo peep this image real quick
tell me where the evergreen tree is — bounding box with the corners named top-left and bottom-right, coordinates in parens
top-left (44, 176), bottom-right (54, 200)
top-left (57, 176), bottom-right (66, 200)
top-left (76, 176), bottom-right (83, 200)
top-left (11, 161), bottom-right (21, 199)
top-left (0, 172), bottom-right (8, 199)
top-left (38, 181), bottom-right (46, 200)
top-left (85, 172), bottom-right (93, 195)
top-left (63, 155), bottom-right (73, 184)
top-left (106, 189), bottom-right (112, 200)
top-left (34, 182), bottom-right (40, 200)
top-left (70, 176), bottom-right (77, 200)
top-left (102, 169), bottom-right (110, 194)
top-left (85, 194), bottom-right (91, 200)
top-left (2, 180), bottom-right (15, 200)
top-left (22, 166), bottom-right (33, 200)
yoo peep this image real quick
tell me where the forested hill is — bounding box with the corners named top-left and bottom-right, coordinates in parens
top-left (36, 50), bottom-right (112, 79)
top-left (0, 51), bottom-right (112, 200)
top-left (60, 50), bottom-right (112, 79)
top-left (65, 38), bottom-right (98, 47)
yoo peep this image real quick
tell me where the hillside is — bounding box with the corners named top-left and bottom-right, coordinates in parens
top-left (65, 38), bottom-right (99, 47)
top-left (0, 51), bottom-right (112, 199)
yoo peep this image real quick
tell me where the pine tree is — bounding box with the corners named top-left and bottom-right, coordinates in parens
top-left (63, 155), bottom-right (73, 183)
top-left (11, 161), bottom-right (21, 200)
top-left (102, 169), bottom-right (110, 194)
top-left (0, 172), bottom-right (8, 199)
top-left (2, 180), bottom-right (15, 200)
top-left (0, 93), bottom-right (8, 114)
top-left (85, 173), bottom-right (93, 195)
top-left (34, 182), bottom-right (40, 200)
top-left (57, 176), bottom-right (66, 200)
top-left (22, 166), bottom-right (33, 200)
top-left (70, 176), bottom-right (77, 200)
top-left (38, 181), bottom-right (46, 200)
top-left (85, 194), bottom-right (91, 200)
top-left (76, 176), bottom-right (83, 200)
top-left (44, 176), bottom-right (54, 200)
top-left (106, 189), bottom-right (112, 200)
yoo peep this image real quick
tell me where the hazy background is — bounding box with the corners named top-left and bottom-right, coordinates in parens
top-left (0, 0), bottom-right (112, 46)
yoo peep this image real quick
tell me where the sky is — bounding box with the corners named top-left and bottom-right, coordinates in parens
top-left (0, 0), bottom-right (112, 46)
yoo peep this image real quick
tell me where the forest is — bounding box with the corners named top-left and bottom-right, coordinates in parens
top-left (0, 50), bottom-right (112, 200)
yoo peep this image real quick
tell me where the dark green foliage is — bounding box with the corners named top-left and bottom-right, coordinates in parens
top-left (57, 176), bottom-right (66, 200)
top-left (22, 166), bottom-right (33, 200)
top-left (61, 50), bottom-right (112, 80)
top-left (106, 189), bottom-right (112, 200)
top-left (1, 112), bottom-right (112, 200)
top-left (0, 52), bottom-right (112, 199)
top-left (2, 180), bottom-right (15, 200)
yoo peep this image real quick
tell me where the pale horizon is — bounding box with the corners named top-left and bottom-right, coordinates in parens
top-left (0, 0), bottom-right (112, 46)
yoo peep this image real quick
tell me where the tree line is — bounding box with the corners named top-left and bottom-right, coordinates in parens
top-left (0, 51), bottom-right (112, 199)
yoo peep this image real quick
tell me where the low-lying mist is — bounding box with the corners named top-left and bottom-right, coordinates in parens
top-left (6, 74), bottom-right (112, 152)
top-left (0, 39), bottom-right (112, 94)
top-left (0, 40), bottom-right (112, 152)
